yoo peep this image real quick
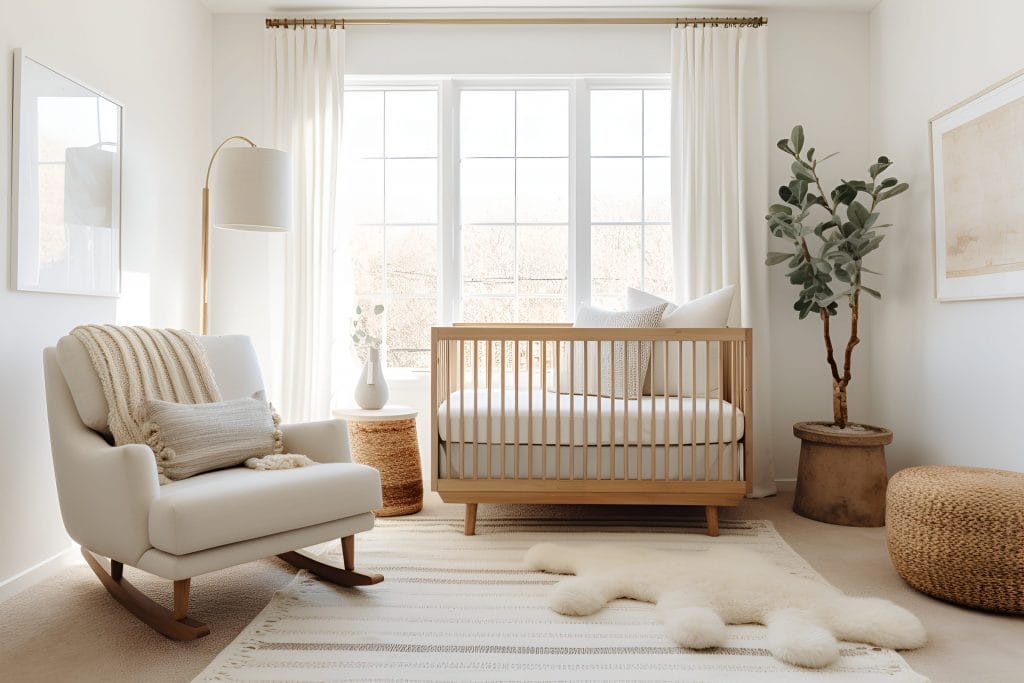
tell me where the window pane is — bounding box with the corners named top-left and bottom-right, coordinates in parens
top-left (464, 297), bottom-right (514, 323)
top-left (385, 91), bottom-right (438, 157)
top-left (463, 225), bottom-right (514, 295)
top-left (518, 297), bottom-right (566, 323)
top-left (340, 159), bottom-right (383, 224)
top-left (517, 158), bottom-right (568, 223)
top-left (591, 90), bottom-right (642, 156)
top-left (516, 90), bottom-right (568, 157)
top-left (644, 157), bottom-right (670, 222)
top-left (643, 89), bottom-right (671, 157)
top-left (385, 297), bottom-right (434, 366)
top-left (343, 91), bottom-right (383, 159)
top-left (461, 158), bottom-right (514, 223)
top-left (385, 159), bottom-right (437, 223)
top-left (350, 225), bottom-right (383, 294)
top-left (518, 225), bottom-right (567, 296)
top-left (387, 225), bottom-right (437, 294)
top-left (643, 224), bottom-right (674, 298)
top-left (460, 90), bottom-right (514, 157)
top-left (591, 158), bottom-right (642, 222)
top-left (592, 225), bottom-right (641, 303)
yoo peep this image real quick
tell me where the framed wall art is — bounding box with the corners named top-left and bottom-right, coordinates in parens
top-left (11, 49), bottom-right (122, 296)
top-left (930, 67), bottom-right (1024, 301)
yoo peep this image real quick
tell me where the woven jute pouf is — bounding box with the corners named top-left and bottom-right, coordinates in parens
top-left (886, 465), bottom-right (1024, 613)
top-left (348, 418), bottom-right (423, 517)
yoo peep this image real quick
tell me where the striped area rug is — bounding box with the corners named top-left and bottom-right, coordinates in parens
top-left (195, 516), bottom-right (925, 682)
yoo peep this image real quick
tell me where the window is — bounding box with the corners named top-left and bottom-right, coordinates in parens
top-left (339, 78), bottom-right (671, 370)
top-left (340, 88), bottom-right (440, 370)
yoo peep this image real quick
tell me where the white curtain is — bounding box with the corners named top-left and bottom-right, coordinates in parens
top-left (671, 25), bottom-right (776, 497)
top-left (265, 27), bottom-right (346, 423)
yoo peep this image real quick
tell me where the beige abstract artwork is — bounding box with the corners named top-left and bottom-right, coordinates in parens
top-left (941, 95), bottom-right (1024, 279)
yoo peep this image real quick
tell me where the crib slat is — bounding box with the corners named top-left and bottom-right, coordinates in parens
top-left (677, 341), bottom-right (684, 482)
top-left (636, 341), bottom-right (644, 481)
top-left (691, 341), bottom-right (697, 482)
top-left (569, 340), bottom-right (575, 480)
top-left (514, 340), bottom-right (520, 480)
top-left (528, 340), bottom-right (534, 480)
top-left (621, 342), bottom-right (628, 480)
top-left (501, 340), bottom-right (506, 480)
top-left (662, 340), bottom-right (669, 480)
top-left (718, 341), bottom-right (724, 482)
top-left (732, 340), bottom-right (739, 481)
top-left (704, 340), bottom-right (710, 483)
top-left (473, 340), bottom-right (479, 480)
top-left (556, 340), bottom-right (562, 480)
top-left (460, 339), bottom-right (466, 480)
top-left (486, 340), bottom-right (492, 479)
top-left (588, 340), bottom-right (594, 481)
top-left (541, 339), bottom-right (548, 480)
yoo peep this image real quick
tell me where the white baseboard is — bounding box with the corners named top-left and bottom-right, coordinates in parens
top-left (0, 544), bottom-right (81, 605)
top-left (774, 478), bottom-right (797, 492)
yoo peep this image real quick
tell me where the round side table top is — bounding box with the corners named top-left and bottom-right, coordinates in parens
top-left (333, 405), bottom-right (418, 423)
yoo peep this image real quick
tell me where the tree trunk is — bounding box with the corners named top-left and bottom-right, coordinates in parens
top-left (832, 379), bottom-right (848, 429)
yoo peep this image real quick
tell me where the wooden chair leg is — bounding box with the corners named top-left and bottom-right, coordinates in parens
top-left (278, 535), bottom-right (383, 587)
top-left (465, 503), bottom-right (478, 536)
top-left (173, 578), bottom-right (190, 620)
top-left (341, 535), bottom-right (355, 570)
top-left (706, 505), bottom-right (719, 537)
top-left (81, 548), bottom-right (209, 641)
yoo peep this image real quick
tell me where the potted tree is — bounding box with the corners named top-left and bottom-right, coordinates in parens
top-left (766, 126), bottom-right (908, 527)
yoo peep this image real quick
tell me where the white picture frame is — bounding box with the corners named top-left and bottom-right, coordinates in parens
top-left (930, 68), bottom-right (1024, 301)
top-left (11, 49), bottom-right (123, 297)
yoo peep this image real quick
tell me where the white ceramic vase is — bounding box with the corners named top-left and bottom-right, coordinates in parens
top-left (354, 346), bottom-right (389, 410)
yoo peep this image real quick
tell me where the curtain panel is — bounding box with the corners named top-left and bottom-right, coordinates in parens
top-left (671, 25), bottom-right (776, 496)
top-left (265, 27), bottom-right (346, 423)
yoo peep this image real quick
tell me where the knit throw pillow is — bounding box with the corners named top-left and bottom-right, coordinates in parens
top-left (561, 302), bottom-right (668, 400)
top-left (144, 395), bottom-right (291, 483)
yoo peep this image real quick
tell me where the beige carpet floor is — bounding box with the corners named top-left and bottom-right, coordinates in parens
top-left (1, 492), bottom-right (1021, 682)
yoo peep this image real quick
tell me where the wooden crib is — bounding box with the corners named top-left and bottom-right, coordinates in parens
top-left (430, 324), bottom-right (753, 536)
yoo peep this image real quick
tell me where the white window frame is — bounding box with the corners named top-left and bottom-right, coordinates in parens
top-left (342, 75), bottom-right (670, 365)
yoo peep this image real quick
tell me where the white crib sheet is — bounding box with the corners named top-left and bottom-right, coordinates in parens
top-left (437, 389), bottom-right (744, 446)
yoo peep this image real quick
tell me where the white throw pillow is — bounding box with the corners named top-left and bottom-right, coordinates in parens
top-left (558, 302), bottom-right (668, 400)
top-left (626, 285), bottom-right (735, 397)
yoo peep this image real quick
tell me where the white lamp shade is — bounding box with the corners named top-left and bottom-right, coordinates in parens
top-left (211, 146), bottom-right (292, 232)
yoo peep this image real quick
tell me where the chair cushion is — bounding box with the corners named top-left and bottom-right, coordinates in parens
top-left (55, 334), bottom-right (267, 436)
top-left (148, 463), bottom-right (382, 555)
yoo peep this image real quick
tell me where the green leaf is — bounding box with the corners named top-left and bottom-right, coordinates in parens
top-left (373, 304), bottom-right (385, 314)
top-left (791, 160), bottom-right (816, 182)
top-left (768, 203), bottom-right (793, 215)
top-left (806, 147), bottom-right (815, 161)
top-left (765, 252), bottom-right (792, 266)
top-left (848, 200), bottom-right (869, 228)
top-left (860, 285), bottom-right (882, 299)
top-left (878, 183), bottom-right (909, 201)
top-left (355, 305), bottom-right (362, 314)
top-left (790, 125), bottom-right (805, 154)
top-left (869, 160), bottom-right (892, 178)
top-left (777, 139), bottom-right (794, 154)
top-left (356, 329), bottom-right (366, 337)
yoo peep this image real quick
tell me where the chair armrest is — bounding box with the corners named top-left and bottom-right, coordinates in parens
top-left (53, 435), bottom-right (160, 565)
top-left (281, 419), bottom-right (352, 464)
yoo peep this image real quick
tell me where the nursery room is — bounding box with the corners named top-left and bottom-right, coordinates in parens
top-left (1, 0), bottom-right (1022, 680)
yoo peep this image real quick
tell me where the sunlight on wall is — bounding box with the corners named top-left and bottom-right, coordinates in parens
top-left (115, 270), bottom-right (151, 325)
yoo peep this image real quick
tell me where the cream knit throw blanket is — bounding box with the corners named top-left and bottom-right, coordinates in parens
top-left (71, 325), bottom-right (223, 446)
top-left (71, 325), bottom-right (313, 481)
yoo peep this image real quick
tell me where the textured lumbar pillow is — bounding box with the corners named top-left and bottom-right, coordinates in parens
top-left (627, 285), bottom-right (735, 397)
top-left (560, 302), bottom-right (668, 400)
top-left (526, 542), bottom-right (926, 669)
top-left (143, 395), bottom-right (313, 483)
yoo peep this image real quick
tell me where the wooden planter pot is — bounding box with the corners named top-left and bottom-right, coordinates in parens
top-left (792, 421), bottom-right (893, 527)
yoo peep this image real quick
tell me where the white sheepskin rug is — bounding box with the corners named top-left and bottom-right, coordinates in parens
top-left (525, 542), bottom-right (926, 669)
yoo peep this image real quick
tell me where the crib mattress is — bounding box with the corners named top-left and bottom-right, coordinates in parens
top-left (439, 442), bottom-right (744, 481)
top-left (437, 389), bottom-right (744, 446)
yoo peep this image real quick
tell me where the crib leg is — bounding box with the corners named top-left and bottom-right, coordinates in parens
top-left (705, 506), bottom-right (719, 537)
top-left (464, 503), bottom-right (478, 536)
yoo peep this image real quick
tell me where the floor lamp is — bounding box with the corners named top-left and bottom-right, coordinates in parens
top-left (201, 135), bottom-right (292, 334)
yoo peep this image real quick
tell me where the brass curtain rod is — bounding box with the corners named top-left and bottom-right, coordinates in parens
top-left (265, 16), bottom-right (767, 29)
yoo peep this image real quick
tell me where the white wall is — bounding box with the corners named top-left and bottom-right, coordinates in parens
top-left (210, 10), bottom-right (872, 487)
top-left (0, 0), bottom-right (211, 587)
top-left (868, 0), bottom-right (1024, 473)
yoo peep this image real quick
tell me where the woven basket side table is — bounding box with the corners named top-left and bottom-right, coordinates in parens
top-left (334, 406), bottom-right (423, 517)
